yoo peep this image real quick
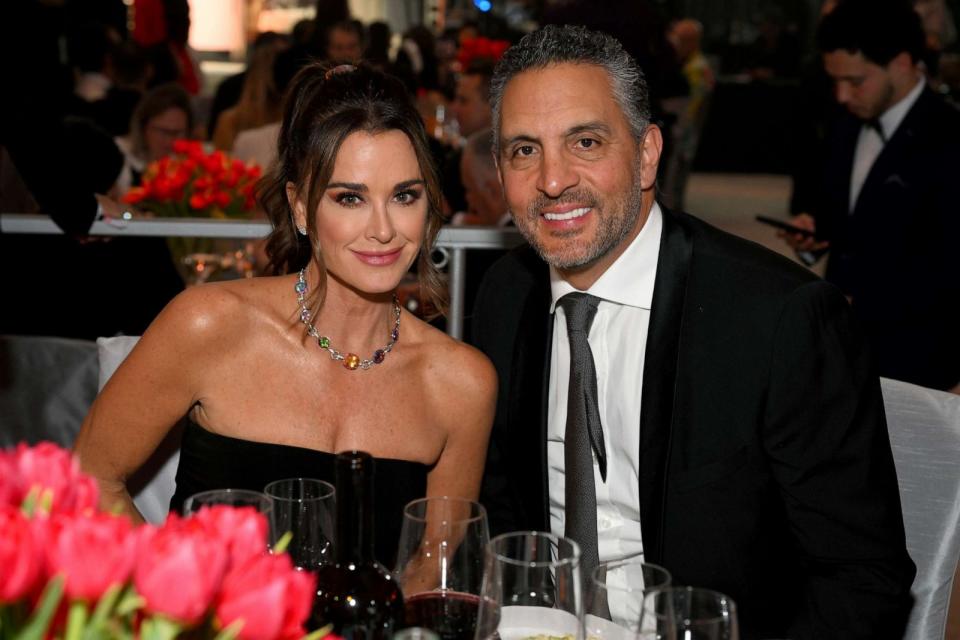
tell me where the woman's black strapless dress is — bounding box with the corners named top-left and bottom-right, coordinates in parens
top-left (170, 420), bottom-right (430, 568)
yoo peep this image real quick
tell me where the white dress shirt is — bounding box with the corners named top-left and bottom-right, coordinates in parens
top-left (547, 203), bottom-right (663, 621)
top-left (849, 77), bottom-right (925, 211)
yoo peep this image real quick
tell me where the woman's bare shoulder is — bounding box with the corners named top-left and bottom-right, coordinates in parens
top-left (145, 275), bottom-right (293, 347)
top-left (408, 316), bottom-right (498, 410)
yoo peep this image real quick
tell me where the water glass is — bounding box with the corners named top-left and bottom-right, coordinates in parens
top-left (394, 497), bottom-right (489, 640)
top-left (584, 556), bottom-right (672, 639)
top-left (264, 477), bottom-right (336, 569)
top-left (476, 532), bottom-right (583, 640)
top-left (640, 587), bottom-right (739, 640)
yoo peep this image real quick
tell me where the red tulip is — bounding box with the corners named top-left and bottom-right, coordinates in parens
top-left (13, 442), bottom-right (99, 516)
top-left (0, 451), bottom-right (17, 508)
top-left (46, 512), bottom-right (136, 602)
top-left (134, 515), bottom-right (228, 624)
top-left (192, 505), bottom-right (270, 569)
top-left (0, 506), bottom-right (44, 602)
top-left (214, 552), bottom-right (317, 640)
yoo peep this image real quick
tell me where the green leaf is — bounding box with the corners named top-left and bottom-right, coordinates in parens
top-left (88, 584), bottom-right (122, 629)
top-left (301, 623), bottom-right (334, 640)
top-left (272, 530), bottom-right (293, 555)
top-left (113, 588), bottom-right (145, 618)
top-left (139, 616), bottom-right (181, 640)
top-left (14, 575), bottom-right (64, 640)
top-left (64, 601), bottom-right (88, 640)
top-left (211, 619), bottom-right (245, 640)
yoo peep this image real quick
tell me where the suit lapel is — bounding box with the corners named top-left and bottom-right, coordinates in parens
top-left (510, 271), bottom-right (554, 531)
top-left (639, 207), bottom-right (693, 563)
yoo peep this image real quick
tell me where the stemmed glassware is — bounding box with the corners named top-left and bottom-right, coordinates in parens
top-left (639, 587), bottom-right (739, 640)
top-left (182, 488), bottom-right (274, 517)
top-left (584, 556), bottom-right (672, 639)
top-left (394, 497), bottom-right (489, 640)
top-left (264, 478), bottom-right (336, 570)
top-left (475, 532), bottom-right (583, 640)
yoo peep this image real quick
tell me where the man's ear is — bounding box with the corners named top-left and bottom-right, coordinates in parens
top-left (286, 181), bottom-right (307, 230)
top-left (639, 125), bottom-right (664, 191)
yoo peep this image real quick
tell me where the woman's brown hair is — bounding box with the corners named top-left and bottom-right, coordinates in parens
top-left (259, 62), bottom-right (446, 316)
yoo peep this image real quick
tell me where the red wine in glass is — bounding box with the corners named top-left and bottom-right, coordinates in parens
top-left (403, 591), bottom-right (480, 640)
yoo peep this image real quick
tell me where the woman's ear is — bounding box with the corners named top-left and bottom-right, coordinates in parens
top-left (286, 181), bottom-right (307, 231)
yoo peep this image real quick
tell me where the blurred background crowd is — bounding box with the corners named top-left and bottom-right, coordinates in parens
top-left (1, 0), bottom-right (958, 347)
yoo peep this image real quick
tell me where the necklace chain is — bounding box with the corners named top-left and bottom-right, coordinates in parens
top-left (295, 269), bottom-right (401, 371)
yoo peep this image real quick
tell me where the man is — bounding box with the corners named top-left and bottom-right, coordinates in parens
top-left (662, 18), bottom-right (715, 210)
top-left (444, 58), bottom-right (496, 214)
top-left (326, 20), bottom-right (363, 63)
top-left (452, 58), bottom-right (495, 138)
top-left (453, 128), bottom-right (509, 226)
top-left (473, 25), bottom-right (914, 639)
top-left (785, 0), bottom-right (960, 392)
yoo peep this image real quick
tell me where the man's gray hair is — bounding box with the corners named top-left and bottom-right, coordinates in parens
top-left (490, 24), bottom-right (650, 155)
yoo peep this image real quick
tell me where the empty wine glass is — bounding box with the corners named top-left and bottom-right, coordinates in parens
top-left (584, 556), bottom-right (672, 639)
top-left (394, 497), bottom-right (489, 640)
top-left (182, 488), bottom-right (274, 517)
top-left (264, 478), bottom-right (336, 569)
top-left (476, 532), bottom-right (583, 640)
top-left (640, 587), bottom-right (739, 640)
top-left (182, 488), bottom-right (275, 549)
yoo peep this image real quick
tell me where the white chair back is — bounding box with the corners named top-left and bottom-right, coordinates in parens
top-left (882, 377), bottom-right (960, 640)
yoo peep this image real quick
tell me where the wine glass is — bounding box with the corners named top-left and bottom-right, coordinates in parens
top-left (264, 478), bottom-right (336, 569)
top-left (394, 497), bottom-right (489, 640)
top-left (475, 532), bottom-right (583, 640)
top-left (639, 587), bottom-right (739, 640)
top-left (584, 556), bottom-right (672, 639)
top-left (182, 488), bottom-right (274, 517)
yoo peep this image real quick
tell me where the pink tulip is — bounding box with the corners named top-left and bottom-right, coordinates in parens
top-left (13, 442), bottom-right (99, 515)
top-left (215, 552), bottom-right (317, 640)
top-left (191, 505), bottom-right (270, 569)
top-left (46, 512), bottom-right (136, 602)
top-left (0, 506), bottom-right (44, 602)
top-left (134, 515), bottom-right (228, 624)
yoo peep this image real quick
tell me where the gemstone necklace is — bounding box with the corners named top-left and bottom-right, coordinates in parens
top-left (295, 268), bottom-right (400, 371)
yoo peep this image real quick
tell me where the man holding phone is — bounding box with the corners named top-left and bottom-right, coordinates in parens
top-left (783, 0), bottom-right (960, 392)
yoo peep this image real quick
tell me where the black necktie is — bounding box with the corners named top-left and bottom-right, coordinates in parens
top-left (558, 292), bottom-right (607, 581)
top-left (866, 118), bottom-right (887, 143)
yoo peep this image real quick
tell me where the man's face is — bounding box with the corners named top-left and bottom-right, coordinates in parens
top-left (327, 28), bottom-right (362, 63)
top-left (823, 50), bottom-right (896, 120)
top-left (497, 63), bottom-right (660, 282)
top-left (452, 74), bottom-right (492, 137)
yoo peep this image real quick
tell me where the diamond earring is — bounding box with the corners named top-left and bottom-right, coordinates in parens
top-left (297, 225), bottom-right (307, 236)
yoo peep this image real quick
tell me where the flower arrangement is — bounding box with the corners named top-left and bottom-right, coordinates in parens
top-left (0, 442), bottom-right (325, 640)
top-left (457, 37), bottom-right (510, 70)
top-left (122, 140), bottom-right (261, 219)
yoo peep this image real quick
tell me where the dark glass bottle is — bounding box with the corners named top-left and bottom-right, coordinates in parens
top-left (309, 451), bottom-right (404, 639)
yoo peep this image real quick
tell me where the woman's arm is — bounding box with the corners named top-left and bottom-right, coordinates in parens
top-left (74, 285), bottom-right (229, 523)
top-left (400, 343), bottom-right (497, 592)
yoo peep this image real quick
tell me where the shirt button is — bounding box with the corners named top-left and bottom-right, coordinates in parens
top-left (599, 516), bottom-right (612, 530)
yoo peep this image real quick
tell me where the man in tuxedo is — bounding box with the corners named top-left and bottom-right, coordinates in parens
top-left (785, 0), bottom-right (960, 392)
top-left (472, 25), bottom-right (914, 639)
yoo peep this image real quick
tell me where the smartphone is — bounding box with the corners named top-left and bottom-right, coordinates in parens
top-left (755, 215), bottom-right (820, 239)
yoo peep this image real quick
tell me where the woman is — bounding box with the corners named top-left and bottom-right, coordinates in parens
top-left (76, 63), bottom-right (497, 566)
top-left (114, 82), bottom-right (193, 194)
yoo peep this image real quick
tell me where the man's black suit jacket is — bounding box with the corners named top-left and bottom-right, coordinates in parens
top-left (815, 86), bottom-right (960, 390)
top-left (472, 208), bottom-right (915, 640)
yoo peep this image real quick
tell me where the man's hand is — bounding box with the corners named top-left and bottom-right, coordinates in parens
top-left (778, 213), bottom-right (830, 253)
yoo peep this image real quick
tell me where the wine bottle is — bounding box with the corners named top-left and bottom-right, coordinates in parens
top-left (309, 451), bottom-right (404, 638)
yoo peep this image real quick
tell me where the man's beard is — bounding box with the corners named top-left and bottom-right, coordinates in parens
top-left (510, 172), bottom-right (645, 271)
